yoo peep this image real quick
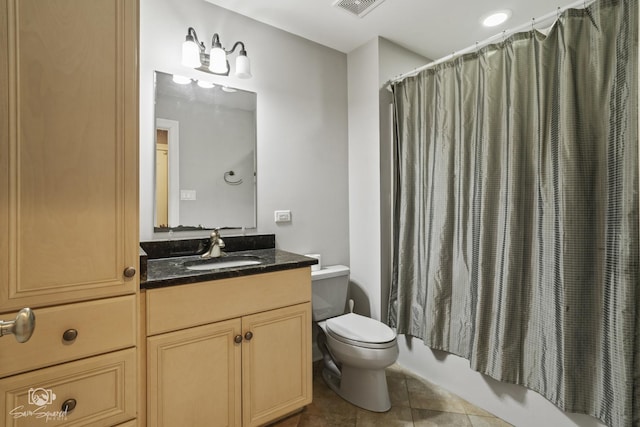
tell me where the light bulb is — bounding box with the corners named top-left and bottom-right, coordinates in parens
top-left (235, 54), bottom-right (252, 79)
top-left (209, 46), bottom-right (228, 74)
top-left (181, 40), bottom-right (202, 68)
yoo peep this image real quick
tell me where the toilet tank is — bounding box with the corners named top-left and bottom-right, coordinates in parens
top-left (311, 265), bottom-right (350, 321)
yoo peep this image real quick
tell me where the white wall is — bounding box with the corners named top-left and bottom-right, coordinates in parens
top-left (347, 39), bottom-right (381, 319)
top-left (140, 0), bottom-right (350, 265)
top-left (346, 37), bottom-right (427, 321)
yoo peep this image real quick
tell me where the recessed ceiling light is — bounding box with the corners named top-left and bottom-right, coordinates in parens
top-left (482, 10), bottom-right (512, 27)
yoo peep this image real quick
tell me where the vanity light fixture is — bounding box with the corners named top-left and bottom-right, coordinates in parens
top-left (181, 27), bottom-right (252, 79)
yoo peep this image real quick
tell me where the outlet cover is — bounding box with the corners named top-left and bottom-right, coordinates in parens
top-left (274, 210), bottom-right (292, 223)
top-left (180, 190), bottom-right (196, 200)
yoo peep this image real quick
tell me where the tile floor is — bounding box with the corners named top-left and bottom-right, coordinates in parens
top-left (269, 363), bottom-right (513, 427)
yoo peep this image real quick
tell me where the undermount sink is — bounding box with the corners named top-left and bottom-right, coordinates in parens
top-left (184, 255), bottom-right (263, 271)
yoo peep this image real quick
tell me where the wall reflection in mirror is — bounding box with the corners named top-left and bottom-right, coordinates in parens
top-left (154, 71), bottom-right (257, 232)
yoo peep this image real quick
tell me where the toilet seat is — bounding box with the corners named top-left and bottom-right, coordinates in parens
top-left (325, 313), bottom-right (396, 349)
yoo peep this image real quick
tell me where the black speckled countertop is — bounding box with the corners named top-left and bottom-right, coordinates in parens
top-left (140, 234), bottom-right (317, 289)
top-left (143, 249), bottom-right (317, 289)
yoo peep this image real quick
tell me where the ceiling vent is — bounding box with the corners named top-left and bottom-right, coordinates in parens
top-left (332, 0), bottom-right (387, 18)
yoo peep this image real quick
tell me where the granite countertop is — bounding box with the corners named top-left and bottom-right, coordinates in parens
top-left (142, 248), bottom-right (318, 289)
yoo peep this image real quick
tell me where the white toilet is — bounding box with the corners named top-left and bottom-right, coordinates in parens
top-left (312, 265), bottom-right (399, 412)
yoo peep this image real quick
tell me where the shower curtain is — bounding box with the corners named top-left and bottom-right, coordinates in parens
top-left (388, 0), bottom-right (639, 425)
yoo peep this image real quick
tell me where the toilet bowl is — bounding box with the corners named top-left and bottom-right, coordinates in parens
top-left (317, 313), bottom-right (398, 412)
top-left (311, 265), bottom-right (399, 412)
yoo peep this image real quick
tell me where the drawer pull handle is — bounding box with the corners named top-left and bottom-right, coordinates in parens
top-left (61, 398), bottom-right (77, 413)
top-left (234, 335), bottom-right (242, 344)
top-left (123, 267), bottom-right (136, 278)
top-left (62, 329), bottom-right (78, 342)
top-left (244, 331), bottom-right (253, 341)
top-left (0, 308), bottom-right (35, 343)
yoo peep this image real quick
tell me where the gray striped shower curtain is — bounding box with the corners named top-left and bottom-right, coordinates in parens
top-left (389, 0), bottom-right (639, 425)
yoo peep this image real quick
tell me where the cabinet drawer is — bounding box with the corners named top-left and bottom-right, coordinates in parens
top-left (0, 348), bottom-right (136, 427)
top-left (0, 295), bottom-right (136, 378)
top-left (146, 268), bottom-right (311, 335)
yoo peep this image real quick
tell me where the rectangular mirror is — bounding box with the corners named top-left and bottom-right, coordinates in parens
top-left (153, 71), bottom-right (257, 232)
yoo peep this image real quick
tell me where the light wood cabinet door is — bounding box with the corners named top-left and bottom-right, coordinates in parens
top-left (147, 318), bottom-right (242, 427)
top-left (0, 0), bottom-right (139, 311)
top-left (242, 303), bottom-right (312, 427)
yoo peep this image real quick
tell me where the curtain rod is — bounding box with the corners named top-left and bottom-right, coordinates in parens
top-left (388, 0), bottom-right (597, 84)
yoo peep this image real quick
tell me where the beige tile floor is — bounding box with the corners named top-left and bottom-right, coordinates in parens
top-left (270, 363), bottom-right (513, 427)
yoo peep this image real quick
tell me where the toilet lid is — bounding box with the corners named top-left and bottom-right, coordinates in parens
top-left (325, 313), bottom-right (396, 344)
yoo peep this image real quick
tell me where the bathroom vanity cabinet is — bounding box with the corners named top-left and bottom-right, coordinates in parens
top-left (144, 267), bottom-right (313, 427)
top-left (0, 0), bottom-right (139, 425)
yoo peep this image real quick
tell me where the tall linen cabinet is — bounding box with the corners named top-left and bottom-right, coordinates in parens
top-left (0, 0), bottom-right (139, 425)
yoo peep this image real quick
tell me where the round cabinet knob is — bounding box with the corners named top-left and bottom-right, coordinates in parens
top-left (234, 335), bottom-right (242, 344)
top-left (61, 398), bottom-right (77, 413)
top-left (244, 331), bottom-right (253, 341)
top-left (0, 308), bottom-right (36, 343)
top-left (123, 267), bottom-right (136, 278)
top-left (62, 329), bottom-right (78, 343)
top-left (13, 308), bottom-right (36, 343)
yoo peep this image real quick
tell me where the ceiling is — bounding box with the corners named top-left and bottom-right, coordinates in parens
top-left (204, 0), bottom-right (582, 60)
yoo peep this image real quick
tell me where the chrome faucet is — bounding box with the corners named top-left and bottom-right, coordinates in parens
top-left (201, 229), bottom-right (225, 259)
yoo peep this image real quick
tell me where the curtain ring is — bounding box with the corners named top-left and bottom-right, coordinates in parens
top-left (531, 18), bottom-right (535, 32)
